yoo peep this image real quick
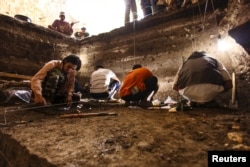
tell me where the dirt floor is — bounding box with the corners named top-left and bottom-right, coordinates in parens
top-left (0, 100), bottom-right (250, 167)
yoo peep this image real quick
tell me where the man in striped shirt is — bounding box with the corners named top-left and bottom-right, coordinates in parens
top-left (90, 65), bottom-right (121, 100)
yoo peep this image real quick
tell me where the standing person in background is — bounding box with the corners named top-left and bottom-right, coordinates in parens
top-left (141, 0), bottom-right (153, 17)
top-left (90, 65), bottom-right (121, 101)
top-left (120, 64), bottom-right (159, 107)
top-left (48, 11), bottom-right (74, 36)
top-left (31, 55), bottom-right (82, 106)
top-left (173, 51), bottom-right (232, 107)
top-left (124, 0), bottom-right (138, 25)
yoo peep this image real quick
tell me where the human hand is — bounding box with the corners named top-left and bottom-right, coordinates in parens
top-left (48, 25), bottom-right (56, 30)
top-left (71, 21), bottom-right (79, 26)
top-left (34, 94), bottom-right (47, 105)
top-left (66, 95), bottom-right (73, 107)
top-left (173, 84), bottom-right (179, 91)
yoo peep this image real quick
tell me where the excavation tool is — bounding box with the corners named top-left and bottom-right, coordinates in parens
top-left (60, 112), bottom-right (117, 119)
top-left (229, 72), bottom-right (238, 109)
top-left (0, 99), bottom-right (123, 125)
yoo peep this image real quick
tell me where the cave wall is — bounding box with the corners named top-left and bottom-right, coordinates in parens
top-left (0, 0), bottom-right (250, 107)
top-left (0, 14), bottom-right (79, 75)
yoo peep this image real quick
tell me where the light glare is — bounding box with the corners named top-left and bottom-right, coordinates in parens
top-left (65, 0), bottom-right (126, 36)
top-left (218, 38), bottom-right (229, 51)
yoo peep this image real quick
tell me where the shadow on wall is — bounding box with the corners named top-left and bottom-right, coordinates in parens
top-left (228, 20), bottom-right (250, 54)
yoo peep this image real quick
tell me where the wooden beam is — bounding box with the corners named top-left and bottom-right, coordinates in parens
top-left (60, 112), bottom-right (118, 119)
top-left (0, 72), bottom-right (32, 80)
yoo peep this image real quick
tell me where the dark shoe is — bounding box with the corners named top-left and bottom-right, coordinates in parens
top-left (176, 102), bottom-right (193, 111)
top-left (125, 101), bottom-right (139, 106)
top-left (189, 101), bottom-right (197, 107)
top-left (204, 100), bottom-right (219, 108)
top-left (0, 90), bottom-right (7, 103)
top-left (138, 100), bottom-right (153, 108)
top-left (72, 92), bottom-right (82, 102)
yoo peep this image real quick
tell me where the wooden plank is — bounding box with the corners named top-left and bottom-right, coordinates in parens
top-left (60, 112), bottom-right (118, 118)
top-left (0, 80), bottom-right (30, 89)
top-left (0, 72), bottom-right (32, 80)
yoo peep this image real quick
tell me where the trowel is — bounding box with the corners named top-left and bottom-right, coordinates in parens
top-left (229, 72), bottom-right (238, 109)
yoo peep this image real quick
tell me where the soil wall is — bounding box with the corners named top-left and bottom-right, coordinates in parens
top-left (0, 0), bottom-right (250, 107)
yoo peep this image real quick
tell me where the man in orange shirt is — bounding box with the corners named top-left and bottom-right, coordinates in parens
top-left (120, 64), bottom-right (158, 107)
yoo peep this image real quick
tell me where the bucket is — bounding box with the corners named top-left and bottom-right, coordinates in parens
top-left (14, 14), bottom-right (32, 23)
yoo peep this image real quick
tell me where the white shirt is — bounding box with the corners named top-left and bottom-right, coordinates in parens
top-left (179, 84), bottom-right (224, 103)
top-left (90, 68), bottom-right (117, 93)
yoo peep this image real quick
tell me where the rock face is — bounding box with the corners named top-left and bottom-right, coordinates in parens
top-left (0, 0), bottom-right (250, 107)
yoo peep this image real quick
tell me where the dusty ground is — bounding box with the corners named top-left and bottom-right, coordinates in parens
top-left (0, 100), bottom-right (250, 167)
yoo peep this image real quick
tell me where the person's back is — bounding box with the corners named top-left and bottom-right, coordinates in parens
top-left (173, 51), bottom-right (232, 105)
top-left (177, 53), bottom-right (224, 89)
top-left (120, 67), bottom-right (153, 97)
top-left (120, 65), bottom-right (158, 105)
top-left (90, 65), bottom-right (120, 100)
top-left (90, 68), bottom-right (115, 93)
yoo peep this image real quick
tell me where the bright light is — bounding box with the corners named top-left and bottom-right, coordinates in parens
top-left (218, 36), bottom-right (229, 51)
top-left (65, 0), bottom-right (126, 36)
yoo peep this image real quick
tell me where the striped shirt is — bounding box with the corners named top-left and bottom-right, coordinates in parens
top-left (90, 68), bottom-right (118, 93)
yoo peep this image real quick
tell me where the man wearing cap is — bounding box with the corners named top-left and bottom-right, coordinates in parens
top-left (48, 11), bottom-right (74, 36)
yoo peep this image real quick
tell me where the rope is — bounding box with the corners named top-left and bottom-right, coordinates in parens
top-left (3, 101), bottom-right (77, 113)
top-left (191, 0), bottom-right (212, 51)
top-left (197, 0), bottom-right (203, 24)
top-left (0, 101), bottom-right (82, 126)
top-left (133, 12), bottom-right (136, 65)
top-left (210, 0), bottom-right (217, 24)
top-left (203, 0), bottom-right (209, 30)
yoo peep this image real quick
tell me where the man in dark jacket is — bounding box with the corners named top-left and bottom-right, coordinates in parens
top-left (173, 51), bottom-right (232, 107)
